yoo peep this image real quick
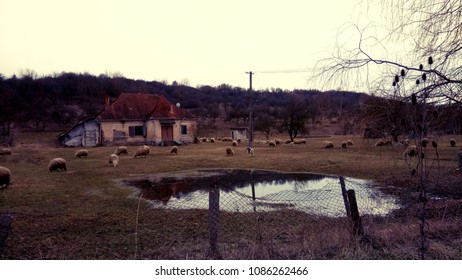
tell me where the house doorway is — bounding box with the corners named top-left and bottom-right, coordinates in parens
top-left (161, 125), bottom-right (174, 142)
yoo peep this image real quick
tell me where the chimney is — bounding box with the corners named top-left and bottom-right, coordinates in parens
top-left (105, 96), bottom-right (110, 108)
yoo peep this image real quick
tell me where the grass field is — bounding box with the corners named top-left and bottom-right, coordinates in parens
top-left (1, 132), bottom-right (462, 259)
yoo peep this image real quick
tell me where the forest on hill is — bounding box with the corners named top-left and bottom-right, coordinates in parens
top-left (0, 71), bottom-right (460, 143)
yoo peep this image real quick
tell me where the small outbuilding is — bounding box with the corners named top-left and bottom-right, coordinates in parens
top-left (58, 119), bottom-right (100, 147)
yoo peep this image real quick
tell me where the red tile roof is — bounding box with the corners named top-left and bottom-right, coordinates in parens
top-left (98, 93), bottom-right (187, 120)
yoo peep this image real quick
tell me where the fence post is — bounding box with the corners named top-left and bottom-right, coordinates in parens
top-left (347, 189), bottom-right (364, 236)
top-left (339, 176), bottom-right (351, 218)
top-left (457, 151), bottom-right (462, 174)
top-left (207, 185), bottom-right (222, 259)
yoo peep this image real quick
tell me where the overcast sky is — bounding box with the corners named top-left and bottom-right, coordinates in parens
top-left (0, 0), bottom-right (368, 90)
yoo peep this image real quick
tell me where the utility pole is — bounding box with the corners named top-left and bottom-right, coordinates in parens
top-left (246, 71), bottom-right (254, 148)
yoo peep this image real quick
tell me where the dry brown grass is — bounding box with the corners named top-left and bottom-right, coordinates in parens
top-left (0, 132), bottom-right (461, 259)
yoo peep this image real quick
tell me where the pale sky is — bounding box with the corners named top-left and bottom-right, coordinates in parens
top-left (0, 0), bottom-right (366, 90)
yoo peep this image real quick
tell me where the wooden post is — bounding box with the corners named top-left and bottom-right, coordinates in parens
top-left (339, 176), bottom-right (351, 218)
top-left (457, 151), bottom-right (462, 174)
top-left (347, 189), bottom-right (364, 236)
top-left (208, 186), bottom-right (221, 259)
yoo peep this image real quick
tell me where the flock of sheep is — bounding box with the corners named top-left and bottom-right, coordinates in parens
top-left (0, 136), bottom-right (459, 189)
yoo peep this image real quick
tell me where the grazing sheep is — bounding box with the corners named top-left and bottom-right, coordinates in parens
top-left (450, 139), bottom-right (456, 147)
top-left (232, 140), bottom-right (238, 147)
top-left (268, 140), bottom-right (276, 147)
top-left (375, 139), bottom-right (385, 147)
top-left (0, 148), bottom-right (12, 155)
top-left (108, 154), bottom-right (119, 167)
top-left (48, 158), bottom-right (67, 172)
top-left (341, 141), bottom-right (347, 148)
top-left (0, 166), bottom-right (11, 188)
top-left (421, 138), bottom-right (430, 148)
top-left (347, 140), bottom-right (354, 146)
top-left (246, 147), bottom-right (254, 157)
top-left (209, 137), bottom-right (215, 143)
top-left (114, 146), bottom-right (128, 156)
top-left (274, 138), bottom-right (283, 145)
top-left (134, 145), bottom-right (150, 158)
top-left (284, 139), bottom-right (292, 144)
top-left (221, 137), bottom-right (233, 142)
top-left (169, 145), bottom-right (178, 154)
top-left (403, 145), bottom-right (417, 158)
top-left (323, 141), bottom-right (334, 149)
top-left (74, 149), bottom-right (88, 158)
top-left (226, 146), bottom-right (234, 156)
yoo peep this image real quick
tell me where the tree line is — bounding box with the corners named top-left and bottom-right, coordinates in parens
top-left (0, 71), bottom-right (459, 143)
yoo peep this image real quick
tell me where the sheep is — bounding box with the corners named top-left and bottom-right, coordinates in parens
top-left (246, 147), bottom-right (254, 157)
top-left (268, 140), bottom-right (276, 147)
top-left (169, 145), bottom-right (178, 154)
top-left (108, 154), bottom-right (119, 167)
top-left (0, 166), bottom-right (11, 188)
top-left (0, 148), bottom-right (12, 156)
top-left (114, 146), bottom-right (128, 156)
top-left (403, 145), bottom-right (417, 158)
top-left (221, 137), bottom-right (233, 142)
top-left (232, 140), bottom-right (238, 147)
top-left (341, 141), bottom-right (348, 148)
top-left (421, 138), bottom-right (430, 148)
top-left (375, 139), bottom-right (385, 147)
top-left (347, 140), bottom-right (354, 146)
top-left (48, 158), bottom-right (67, 172)
top-left (209, 137), bottom-right (215, 143)
top-left (74, 149), bottom-right (88, 158)
top-left (226, 146), bottom-right (234, 156)
top-left (450, 139), bottom-right (456, 147)
top-left (274, 138), bottom-right (283, 145)
top-left (133, 145), bottom-right (150, 158)
top-left (323, 141), bottom-right (334, 149)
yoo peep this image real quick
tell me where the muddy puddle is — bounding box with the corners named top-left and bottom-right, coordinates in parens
top-left (122, 169), bottom-right (400, 217)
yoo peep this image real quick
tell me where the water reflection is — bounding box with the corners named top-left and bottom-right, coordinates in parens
top-left (123, 169), bottom-right (400, 217)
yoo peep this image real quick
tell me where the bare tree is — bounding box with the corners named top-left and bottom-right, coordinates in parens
top-left (316, 0), bottom-right (462, 260)
top-left (316, 0), bottom-right (461, 105)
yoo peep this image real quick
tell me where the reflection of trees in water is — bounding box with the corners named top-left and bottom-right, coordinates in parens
top-left (123, 169), bottom-right (399, 216)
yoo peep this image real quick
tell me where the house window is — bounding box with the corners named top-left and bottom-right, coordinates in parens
top-left (181, 125), bottom-right (187, 135)
top-left (129, 126), bottom-right (145, 137)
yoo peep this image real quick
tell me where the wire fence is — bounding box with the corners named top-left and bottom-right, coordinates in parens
top-left (0, 171), bottom-right (401, 259)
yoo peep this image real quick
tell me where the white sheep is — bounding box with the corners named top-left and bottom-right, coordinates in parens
top-left (347, 139), bottom-right (354, 146)
top-left (268, 140), bottom-right (276, 147)
top-left (246, 147), bottom-right (254, 157)
top-left (48, 158), bottom-right (67, 172)
top-left (226, 146), bottom-right (235, 156)
top-left (74, 149), bottom-right (88, 158)
top-left (0, 166), bottom-right (11, 188)
top-left (169, 145), bottom-right (178, 154)
top-left (341, 141), bottom-right (348, 148)
top-left (0, 148), bottom-right (12, 155)
top-left (323, 141), bottom-right (334, 149)
top-left (403, 145), bottom-right (417, 158)
top-left (108, 154), bottom-right (119, 167)
top-left (133, 145), bottom-right (150, 158)
top-left (114, 146), bottom-right (128, 156)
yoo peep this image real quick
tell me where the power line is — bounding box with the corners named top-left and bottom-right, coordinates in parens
top-left (254, 68), bottom-right (313, 74)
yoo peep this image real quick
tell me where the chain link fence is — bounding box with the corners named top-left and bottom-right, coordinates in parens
top-left (1, 169), bottom-right (400, 259)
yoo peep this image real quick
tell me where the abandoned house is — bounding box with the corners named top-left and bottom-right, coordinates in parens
top-left (58, 93), bottom-right (196, 146)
